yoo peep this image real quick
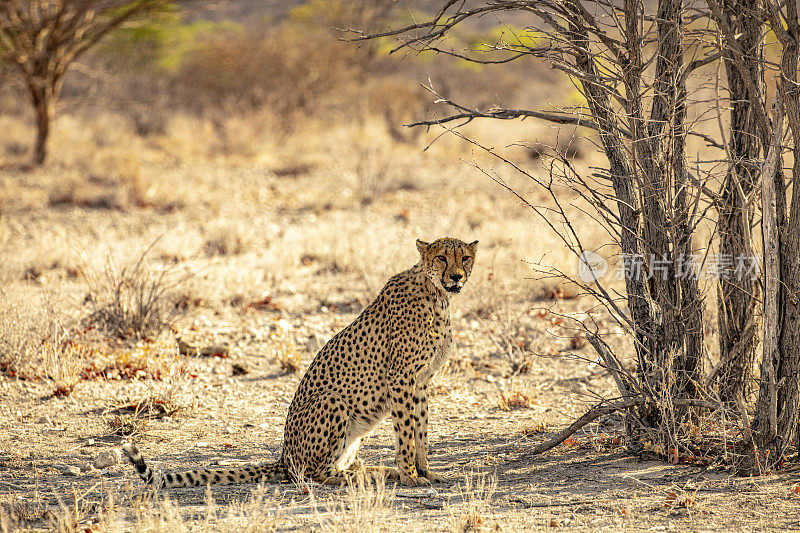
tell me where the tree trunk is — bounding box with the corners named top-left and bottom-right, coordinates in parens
top-left (750, 97), bottom-right (783, 474)
top-left (717, 0), bottom-right (761, 404)
top-left (744, 1), bottom-right (800, 471)
top-left (766, 23), bottom-right (800, 470)
top-left (571, 0), bottom-right (704, 445)
top-left (638, 0), bottom-right (705, 416)
top-left (28, 82), bottom-right (53, 166)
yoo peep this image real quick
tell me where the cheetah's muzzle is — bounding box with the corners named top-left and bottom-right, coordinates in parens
top-left (443, 270), bottom-right (466, 294)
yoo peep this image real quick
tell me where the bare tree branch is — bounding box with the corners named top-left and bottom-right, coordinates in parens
top-left (530, 398), bottom-right (644, 455)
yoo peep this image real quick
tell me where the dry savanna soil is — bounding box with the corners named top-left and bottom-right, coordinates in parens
top-left (1, 106), bottom-right (800, 531)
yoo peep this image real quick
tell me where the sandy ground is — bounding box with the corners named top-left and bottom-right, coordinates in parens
top-left (1, 305), bottom-right (799, 532)
top-left (1, 109), bottom-right (799, 531)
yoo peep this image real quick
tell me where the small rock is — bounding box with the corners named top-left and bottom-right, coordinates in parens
top-left (398, 488), bottom-right (439, 499)
top-left (231, 363), bottom-right (248, 376)
top-left (38, 415), bottom-right (52, 425)
top-left (56, 465), bottom-right (80, 476)
top-left (571, 382), bottom-right (589, 395)
top-left (93, 450), bottom-right (121, 469)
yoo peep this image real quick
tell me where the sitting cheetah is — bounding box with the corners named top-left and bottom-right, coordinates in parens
top-left (123, 237), bottom-right (478, 488)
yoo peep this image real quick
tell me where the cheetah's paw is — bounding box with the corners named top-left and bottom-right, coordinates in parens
top-left (419, 470), bottom-right (449, 483)
top-left (399, 474), bottom-right (431, 487)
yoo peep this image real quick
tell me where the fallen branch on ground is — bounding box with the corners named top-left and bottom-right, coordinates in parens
top-left (530, 398), bottom-right (645, 455)
top-left (530, 397), bottom-right (718, 455)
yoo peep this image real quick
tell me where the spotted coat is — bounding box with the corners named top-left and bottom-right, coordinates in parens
top-left (123, 237), bottom-right (478, 487)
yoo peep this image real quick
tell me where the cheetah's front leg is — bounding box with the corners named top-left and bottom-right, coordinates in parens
top-left (389, 374), bottom-right (429, 486)
top-left (413, 384), bottom-right (446, 483)
top-left (414, 335), bottom-right (452, 483)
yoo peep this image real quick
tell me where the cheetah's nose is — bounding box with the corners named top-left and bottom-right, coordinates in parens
top-left (450, 273), bottom-right (463, 282)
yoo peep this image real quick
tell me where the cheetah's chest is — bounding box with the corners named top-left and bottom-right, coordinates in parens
top-left (426, 300), bottom-right (450, 340)
top-left (414, 303), bottom-right (451, 380)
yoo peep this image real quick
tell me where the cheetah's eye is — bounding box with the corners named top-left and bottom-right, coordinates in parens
top-left (436, 255), bottom-right (447, 262)
top-left (462, 256), bottom-right (471, 262)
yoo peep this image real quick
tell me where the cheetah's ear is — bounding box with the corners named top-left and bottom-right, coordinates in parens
top-left (416, 239), bottom-right (430, 255)
top-left (468, 240), bottom-right (479, 253)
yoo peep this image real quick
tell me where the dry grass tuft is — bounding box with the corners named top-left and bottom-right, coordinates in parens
top-left (317, 468), bottom-right (396, 532)
top-left (450, 473), bottom-right (498, 533)
top-left (0, 484), bottom-right (116, 532)
top-left (0, 294), bottom-right (84, 389)
top-left (3, 478), bottom-right (286, 531)
top-left (130, 485), bottom-right (282, 532)
top-left (257, 320), bottom-right (303, 373)
top-left (274, 333), bottom-right (302, 374)
top-left (81, 242), bottom-right (191, 340)
top-left (104, 388), bottom-right (189, 437)
top-left (108, 390), bottom-right (187, 420)
top-left (0, 500), bottom-right (48, 531)
top-left (661, 487), bottom-right (698, 510)
top-left (521, 418), bottom-right (549, 435)
top-left (106, 412), bottom-right (148, 437)
top-left (0, 291), bottom-right (187, 397)
top-left (48, 337), bottom-right (186, 397)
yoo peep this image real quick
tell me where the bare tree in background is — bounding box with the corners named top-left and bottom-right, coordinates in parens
top-left (0, 0), bottom-right (169, 165)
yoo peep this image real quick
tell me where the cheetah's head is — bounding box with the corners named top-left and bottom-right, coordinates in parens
top-left (416, 237), bottom-right (478, 295)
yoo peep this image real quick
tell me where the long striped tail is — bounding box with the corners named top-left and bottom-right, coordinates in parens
top-left (121, 443), bottom-right (288, 488)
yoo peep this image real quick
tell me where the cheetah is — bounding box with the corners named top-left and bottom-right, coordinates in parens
top-left (123, 237), bottom-right (478, 488)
